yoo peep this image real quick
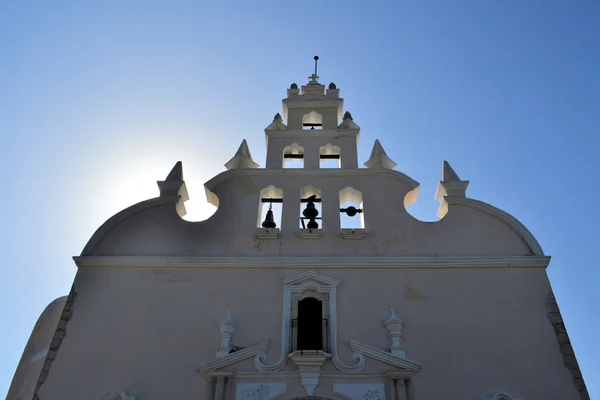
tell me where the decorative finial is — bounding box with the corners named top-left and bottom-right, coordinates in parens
top-left (343, 111), bottom-right (353, 121)
top-left (329, 82), bottom-right (336, 89)
top-left (156, 161), bottom-right (189, 216)
top-left (224, 139), bottom-right (260, 170)
top-left (217, 311), bottom-right (238, 359)
top-left (274, 113), bottom-right (282, 121)
top-left (384, 307), bottom-right (406, 358)
top-left (308, 56), bottom-right (320, 85)
top-left (290, 83), bottom-right (298, 89)
top-left (364, 140), bottom-right (397, 170)
top-left (435, 161), bottom-right (470, 218)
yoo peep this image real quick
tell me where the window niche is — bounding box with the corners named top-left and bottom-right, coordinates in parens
top-left (256, 185), bottom-right (282, 239)
top-left (299, 185), bottom-right (322, 239)
top-left (319, 143), bottom-right (341, 168)
top-left (283, 143), bottom-right (304, 168)
top-left (302, 111), bottom-right (323, 130)
top-left (339, 186), bottom-right (366, 239)
top-left (290, 292), bottom-right (330, 353)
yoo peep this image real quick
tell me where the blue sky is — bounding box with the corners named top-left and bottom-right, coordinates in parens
top-left (1, 1), bottom-right (598, 397)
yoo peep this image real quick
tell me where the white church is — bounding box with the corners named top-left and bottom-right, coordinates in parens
top-left (8, 60), bottom-right (589, 400)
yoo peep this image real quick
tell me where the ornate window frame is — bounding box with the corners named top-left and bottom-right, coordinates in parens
top-left (254, 271), bottom-right (364, 372)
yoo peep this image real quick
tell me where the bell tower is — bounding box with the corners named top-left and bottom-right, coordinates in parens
top-left (265, 56), bottom-right (360, 170)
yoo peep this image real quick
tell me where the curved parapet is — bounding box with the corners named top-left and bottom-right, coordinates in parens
top-left (7, 296), bottom-right (67, 400)
top-left (445, 196), bottom-right (544, 256)
top-left (81, 196), bottom-right (182, 256)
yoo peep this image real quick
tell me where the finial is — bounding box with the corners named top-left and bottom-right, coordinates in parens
top-left (225, 139), bottom-right (260, 170)
top-left (156, 161), bottom-right (189, 216)
top-left (384, 306), bottom-right (406, 358)
top-left (290, 83), bottom-right (298, 89)
top-left (343, 111), bottom-right (353, 121)
top-left (274, 113), bottom-right (282, 121)
top-left (435, 160), bottom-right (470, 218)
top-left (329, 82), bottom-right (337, 89)
top-left (308, 56), bottom-right (320, 85)
top-left (364, 140), bottom-right (397, 170)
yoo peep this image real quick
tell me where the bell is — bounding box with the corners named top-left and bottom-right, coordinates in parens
top-left (261, 205), bottom-right (277, 228)
top-left (302, 195), bottom-right (319, 229)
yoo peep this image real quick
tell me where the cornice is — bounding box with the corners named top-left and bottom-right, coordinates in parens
top-left (204, 168), bottom-right (419, 192)
top-left (264, 129), bottom-right (358, 139)
top-left (73, 255), bottom-right (551, 269)
top-left (197, 340), bottom-right (270, 374)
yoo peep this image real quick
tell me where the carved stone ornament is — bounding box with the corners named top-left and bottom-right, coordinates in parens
top-left (100, 390), bottom-right (135, 400)
top-left (384, 307), bottom-right (406, 358)
top-left (217, 310), bottom-right (237, 359)
top-left (334, 383), bottom-right (386, 400)
top-left (235, 382), bottom-right (286, 400)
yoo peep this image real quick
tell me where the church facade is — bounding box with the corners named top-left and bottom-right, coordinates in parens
top-left (8, 66), bottom-right (588, 400)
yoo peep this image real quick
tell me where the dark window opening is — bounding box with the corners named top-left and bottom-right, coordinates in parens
top-left (296, 297), bottom-right (323, 351)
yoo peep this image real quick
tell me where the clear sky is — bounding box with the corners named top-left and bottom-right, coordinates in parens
top-left (1, 1), bottom-right (599, 397)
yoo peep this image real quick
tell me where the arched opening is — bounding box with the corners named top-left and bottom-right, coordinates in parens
top-left (339, 186), bottom-right (364, 229)
top-left (258, 185), bottom-right (283, 229)
top-left (296, 297), bottom-right (323, 351)
top-left (299, 186), bottom-right (322, 229)
top-left (302, 111), bottom-right (323, 130)
top-left (283, 143), bottom-right (304, 168)
top-left (319, 143), bottom-right (341, 168)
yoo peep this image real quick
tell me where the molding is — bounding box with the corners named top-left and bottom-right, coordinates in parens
top-left (204, 168), bottom-right (419, 194)
top-left (80, 196), bottom-right (181, 256)
top-left (100, 390), bottom-right (136, 400)
top-left (265, 129), bottom-right (358, 139)
top-left (299, 229), bottom-right (323, 239)
top-left (255, 228), bottom-right (281, 240)
top-left (349, 341), bottom-right (421, 373)
top-left (74, 255), bottom-right (551, 269)
top-left (228, 370), bottom-right (411, 379)
top-left (282, 271), bottom-right (340, 287)
top-left (198, 340), bottom-right (270, 375)
top-left (445, 197), bottom-right (544, 256)
top-left (341, 229), bottom-right (366, 240)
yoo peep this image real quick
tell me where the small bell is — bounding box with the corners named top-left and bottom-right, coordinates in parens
top-left (261, 203), bottom-right (277, 228)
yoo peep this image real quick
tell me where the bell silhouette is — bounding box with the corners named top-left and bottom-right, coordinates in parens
top-left (302, 195), bottom-right (319, 229)
top-left (262, 205), bottom-right (277, 228)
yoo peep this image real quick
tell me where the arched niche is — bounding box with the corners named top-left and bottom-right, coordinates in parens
top-left (319, 143), bottom-right (341, 168)
top-left (339, 186), bottom-right (364, 229)
top-left (299, 186), bottom-right (322, 229)
top-left (302, 111), bottom-right (323, 130)
top-left (258, 185), bottom-right (283, 228)
top-left (283, 143), bottom-right (305, 168)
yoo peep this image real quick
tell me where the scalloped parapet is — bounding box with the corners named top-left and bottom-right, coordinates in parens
top-left (364, 140), bottom-right (397, 170)
top-left (225, 139), bottom-right (260, 170)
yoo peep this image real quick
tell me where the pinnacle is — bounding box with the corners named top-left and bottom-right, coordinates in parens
top-left (165, 161), bottom-right (183, 182)
top-left (225, 139), bottom-right (259, 170)
top-left (364, 140), bottom-right (397, 170)
top-left (441, 161), bottom-right (461, 182)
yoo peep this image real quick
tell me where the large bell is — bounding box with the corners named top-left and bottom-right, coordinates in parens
top-left (302, 195), bottom-right (319, 229)
top-left (261, 205), bottom-right (277, 228)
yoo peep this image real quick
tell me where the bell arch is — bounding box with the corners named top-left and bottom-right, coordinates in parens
top-left (258, 185), bottom-right (283, 229)
top-left (339, 186), bottom-right (364, 229)
top-left (319, 143), bottom-right (341, 168)
top-left (302, 111), bottom-right (323, 130)
top-left (300, 186), bottom-right (322, 229)
top-left (283, 143), bottom-right (305, 168)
